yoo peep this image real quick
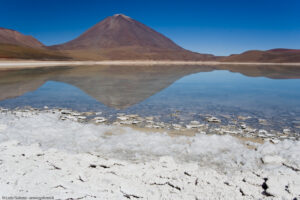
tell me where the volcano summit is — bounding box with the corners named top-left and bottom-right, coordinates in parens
top-left (51, 14), bottom-right (215, 60)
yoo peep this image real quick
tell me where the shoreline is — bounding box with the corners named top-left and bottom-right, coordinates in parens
top-left (0, 108), bottom-right (299, 199)
top-left (1, 107), bottom-right (298, 141)
top-left (0, 60), bottom-right (300, 70)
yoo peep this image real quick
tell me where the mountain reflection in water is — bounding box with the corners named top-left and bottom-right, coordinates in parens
top-left (0, 65), bottom-right (216, 109)
top-left (0, 64), bottom-right (300, 110)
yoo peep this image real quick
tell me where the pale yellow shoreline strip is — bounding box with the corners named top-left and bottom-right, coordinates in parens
top-left (0, 60), bottom-right (300, 70)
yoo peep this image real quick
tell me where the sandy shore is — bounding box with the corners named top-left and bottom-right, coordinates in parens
top-left (0, 109), bottom-right (299, 199)
top-left (0, 60), bottom-right (300, 70)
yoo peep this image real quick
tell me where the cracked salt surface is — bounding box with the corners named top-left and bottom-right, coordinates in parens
top-left (0, 111), bottom-right (299, 199)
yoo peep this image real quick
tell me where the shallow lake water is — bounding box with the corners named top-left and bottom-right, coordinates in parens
top-left (1, 64), bottom-right (300, 132)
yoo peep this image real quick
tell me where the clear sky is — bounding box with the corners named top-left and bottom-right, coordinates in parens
top-left (1, 0), bottom-right (299, 56)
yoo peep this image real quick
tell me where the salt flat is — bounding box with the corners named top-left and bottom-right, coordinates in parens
top-left (0, 60), bottom-right (300, 70)
top-left (0, 109), bottom-right (299, 199)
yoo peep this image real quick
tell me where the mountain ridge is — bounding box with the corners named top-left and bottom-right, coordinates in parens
top-left (0, 27), bottom-right (44, 48)
top-left (0, 14), bottom-right (299, 62)
top-left (0, 28), bottom-right (72, 60)
top-left (221, 48), bottom-right (300, 63)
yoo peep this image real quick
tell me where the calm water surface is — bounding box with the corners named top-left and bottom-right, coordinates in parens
top-left (1, 65), bottom-right (300, 131)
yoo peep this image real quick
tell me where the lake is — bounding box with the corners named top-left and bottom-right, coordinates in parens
top-left (1, 64), bottom-right (300, 134)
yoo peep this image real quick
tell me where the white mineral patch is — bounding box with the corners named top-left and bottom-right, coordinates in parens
top-left (261, 155), bottom-right (285, 164)
top-left (94, 117), bottom-right (107, 123)
top-left (190, 121), bottom-right (200, 125)
top-left (0, 124), bottom-right (7, 132)
top-left (0, 111), bottom-right (299, 199)
top-left (117, 116), bottom-right (128, 121)
top-left (283, 128), bottom-right (291, 134)
top-left (207, 116), bottom-right (221, 123)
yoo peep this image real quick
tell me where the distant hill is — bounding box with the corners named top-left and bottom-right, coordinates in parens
top-left (221, 49), bottom-right (300, 63)
top-left (0, 43), bottom-right (70, 60)
top-left (51, 14), bottom-right (215, 61)
top-left (0, 27), bottom-right (44, 48)
top-left (0, 28), bottom-right (70, 60)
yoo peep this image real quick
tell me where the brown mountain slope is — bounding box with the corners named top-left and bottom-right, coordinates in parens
top-left (0, 43), bottom-right (71, 60)
top-left (221, 48), bottom-right (300, 63)
top-left (0, 28), bottom-right (71, 60)
top-left (51, 14), bottom-right (215, 60)
top-left (0, 27), bottom-right (44, 48)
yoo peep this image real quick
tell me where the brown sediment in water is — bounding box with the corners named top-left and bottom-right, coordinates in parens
top-left (122, 124), bottom-right (264, 148)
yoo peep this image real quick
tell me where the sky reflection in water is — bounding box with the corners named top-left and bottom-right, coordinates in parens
top-left (0, 65), bottom-right (300, 131)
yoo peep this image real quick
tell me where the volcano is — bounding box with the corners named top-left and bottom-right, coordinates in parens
top-left (51, 14), bottom-right (215, 60)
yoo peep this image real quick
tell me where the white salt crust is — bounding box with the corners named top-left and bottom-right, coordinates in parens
top-left (0, 111), bottom-right (299, 199)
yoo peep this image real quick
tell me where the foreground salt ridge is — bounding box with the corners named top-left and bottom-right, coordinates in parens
top-left (0, 141), bottom-right (299, 200)
top-left (1, 110), bottom-right (300, 170)
top-left (0, 110), bottom-right (300, 199)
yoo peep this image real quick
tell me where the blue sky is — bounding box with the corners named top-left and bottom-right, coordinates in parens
top-left (1, 0), bottom-right (299, 55)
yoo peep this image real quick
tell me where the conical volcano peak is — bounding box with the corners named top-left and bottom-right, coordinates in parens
top-left (113, 14), bottom-right (131, 19)
top-left (110, 13), bottom-right (133, 23)
top-left (51, 14), bottom-right (216, 60)
top-left (52, 14), bottom-right (183, 51)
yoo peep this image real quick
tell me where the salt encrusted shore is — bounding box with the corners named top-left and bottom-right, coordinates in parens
top-left (0, 60), bottom-right (300, 70)
top-left (0, 141), bottom-right (299, 200)
top-left (1, 107), bottom-right (298, 141)
top-left (0, 109), bottom-right (300, 199)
